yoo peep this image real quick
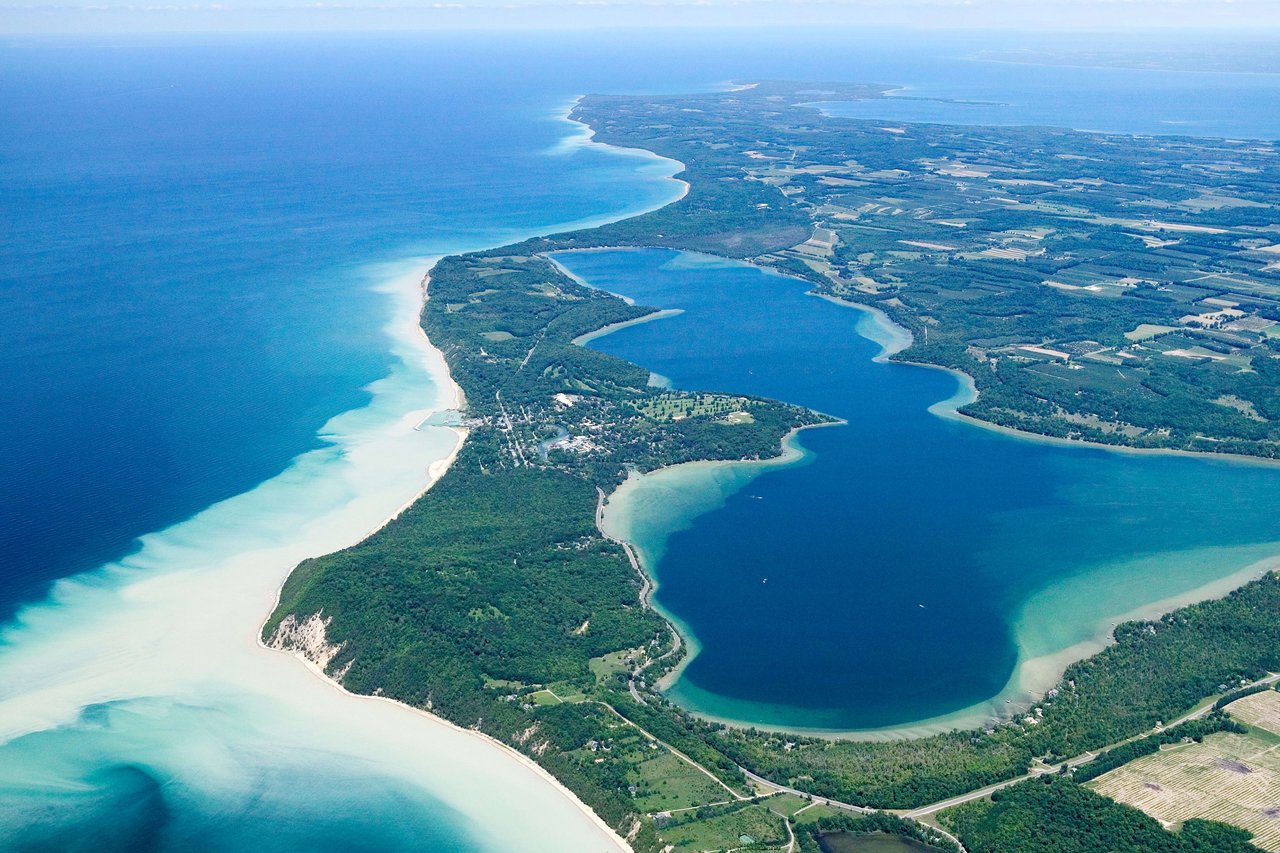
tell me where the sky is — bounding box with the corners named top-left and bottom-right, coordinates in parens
top-left (2, 0), bottom-right (1280, 34)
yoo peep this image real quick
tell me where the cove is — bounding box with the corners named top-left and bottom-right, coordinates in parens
top-left (554, 247), bottom-right (1280, 735)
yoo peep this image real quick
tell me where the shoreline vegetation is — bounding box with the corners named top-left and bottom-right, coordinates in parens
top-left (268, 82), bottom-right (1280, 851)
top-left (262, 577), bottom-right (630, 853)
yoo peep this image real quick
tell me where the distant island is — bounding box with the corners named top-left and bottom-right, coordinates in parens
top-left (266, 83), bottom-right (1280, 852)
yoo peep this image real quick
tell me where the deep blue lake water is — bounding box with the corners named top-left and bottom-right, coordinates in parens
top-left (3, 28), bottom-right (1280, 848)
top-left (567, 248), bottom-right (1280, 732)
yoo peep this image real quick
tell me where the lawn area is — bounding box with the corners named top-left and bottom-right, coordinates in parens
top-left (792, 803), bottom-right (843, 827)
top-left (589, 648), bottom-right (641, 686)
top-left (527, 689), bottom-right (562, 705)
top-left (762, 793), bottom-right (813, 818)
top-left (658, 803), bottom-right (790, 850)
top-left (545, 681), bottom-right (590, 702)
top-left (632, 751), bottom-right (735, 813)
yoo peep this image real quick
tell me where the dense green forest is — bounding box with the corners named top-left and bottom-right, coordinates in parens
top-left (945, 777), bottom-right (1263, 853)
top-left (267, 82), bottom-right (1280, 850)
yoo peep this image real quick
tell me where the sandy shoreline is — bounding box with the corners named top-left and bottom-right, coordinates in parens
top-left (558, 97), bottom-right (693, 209)
top-left (1008, 554), bottom-right (1280, 706)
top-left (284, 649), bottom-right (632, 849)
top-left (259, 325), bottom-right (624, 846)
top-left (258, 257), bottom-right (629, 851)
top-left (360, 262), bottom-right (470, 542)
top-left (250, 105), bottom-right (694, 850)
top-left (599, 414), bottom-right (844, 697)
top-left (572, 308), bottom-right (685, 346)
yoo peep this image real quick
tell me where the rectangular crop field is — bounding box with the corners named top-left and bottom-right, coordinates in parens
top-left (1090, 691), bottom-right (1280, 851)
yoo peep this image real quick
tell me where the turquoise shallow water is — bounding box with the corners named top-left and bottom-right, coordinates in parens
top-left (0, 33), bottom-right (690, 851)
top-left (561, 248), bottom-right (1280, 733)
top-left (0, 699), bottom-right (473, 852)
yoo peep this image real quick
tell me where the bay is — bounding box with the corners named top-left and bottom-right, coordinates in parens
top-left (566, 247), bottom-right (1280, 733)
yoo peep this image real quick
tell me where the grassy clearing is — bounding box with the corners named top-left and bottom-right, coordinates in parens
top-left (658, 803), bottom-right (790, 850)
top-left (545, 681), bottom-right (589, 703)
top-left (632, 751), bottom-right (735, 813)
top-left (762, 792), bottom-right (813, 818)
top-left (636, 392), bottom-right (756, 423)
top-left (792, 803), bottom-right (842, 826)
top-left (589, 648), bottom-right (641, 686)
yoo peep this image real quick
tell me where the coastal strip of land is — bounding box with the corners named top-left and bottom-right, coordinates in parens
top-left (0, 258), bottom-right (631, 852)
top-left (260, 262), bottom-right (629, 849)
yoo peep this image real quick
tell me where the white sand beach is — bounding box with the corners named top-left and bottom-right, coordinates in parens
top-left (0, 259), bottom-right (625, 851)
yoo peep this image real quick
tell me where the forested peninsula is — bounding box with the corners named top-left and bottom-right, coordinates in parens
top-left (267, 83), bottom-right (1280, 851)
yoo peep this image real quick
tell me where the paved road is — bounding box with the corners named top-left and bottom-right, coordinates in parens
top-left (904, 671), bottom-right (1280, 819)
top-left (741, 766), bottom-right (872, 815)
